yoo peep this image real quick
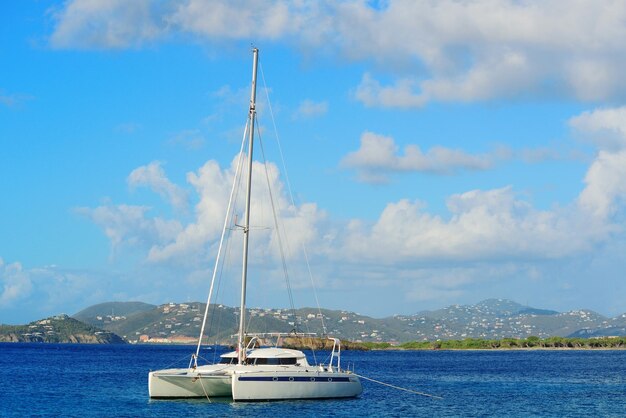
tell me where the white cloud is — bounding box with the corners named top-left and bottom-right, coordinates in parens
top-left (569, 106), bottom-right (626, 151)
top-left (147, 156), bottom-right (327, 265)
top-left (50, 0), bottom-right (626, 103)
top-left (76, 204), bottom-right (182, 255)
top-left (578, 150), bottom-right (626, 220)
top-left (355, 74), bottom-right (427, 108)
top-left (75, 105), bottom-right (626, 313)
top-left (0, 258), bottom-right (32, 307)
top-left (128, 161), bottom-right (189, 210)
top-left (49, 0), bottom-right (165, 49)
top-left (168, 0), bottom-right (294, 40)
top-left (49, 1), bottom-right (626, 103)
top-left (293, 99), bottom-right (328, 119)
top-left (342, 1), bottom-right (626, 105)
top-left (146, 159), bottom-right (233, 263)
top-left (85, 107), bottom-right (626, 272)
top-left (342, 131), bottom-right (493, 182)
top-left (342, 132), bottom-right (587, 183)
top-left (569, 107), bottom-right (626, 220)
top-left (338, 187), bottom-right (607, 265)
top-left (337, 106), bottom-right (626, 267)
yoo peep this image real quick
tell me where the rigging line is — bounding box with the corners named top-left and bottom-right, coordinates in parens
top-left (208, 192), bottom-right (237, 361)
top-left (259, 60), bottom-right (327, 335)
top-left (255, 122), bottom-right (298, 327)
top-left (255, 118), bottom-right (320, 365)
top-left (208, 127), bottom-right (248, 357)
top-left (159, 353), bottom-right (196, 371)
top-left (353, 373), bottom-right (444, 400)
top-left (258, 61), bottom-right (321, 362)
top-left (195, 118), bottom-right (250, 363)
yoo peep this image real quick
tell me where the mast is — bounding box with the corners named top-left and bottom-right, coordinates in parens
top-left (238, 47), bottom-right (258, 364)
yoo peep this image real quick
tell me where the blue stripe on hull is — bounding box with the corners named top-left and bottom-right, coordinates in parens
top-left (237, 376), bottom-right (351, 383)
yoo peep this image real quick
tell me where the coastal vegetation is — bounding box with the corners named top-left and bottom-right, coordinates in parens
top-left (249, 335), bottom-right (626, 351)
top-left (358, 336), bottom-right (626, 350)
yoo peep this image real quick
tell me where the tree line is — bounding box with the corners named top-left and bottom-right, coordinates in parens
top-left (358, 336), bottom-right (626, 350)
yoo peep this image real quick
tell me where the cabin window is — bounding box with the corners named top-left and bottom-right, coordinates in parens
top-left (219, 357), bottom-right (236, 364)
top-left (253, 357), bottom-right (298, 365)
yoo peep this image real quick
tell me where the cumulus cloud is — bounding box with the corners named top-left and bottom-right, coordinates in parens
top-left (355, 74), bottom-right (427, 108)
top-left (566, 107), bottom-right (626, 220)
top-left (86, 105), bottom-right (626, 270)
top-left (76, 104), bottom-right (626, 312)
top-left (338, 187), bottom-right (609, 265)
top-left (128, 161), bottom-right (189, 210)
top-left (578, 150), bottom-right (626, 219)
top-left (49, 0), bottom-right (626, 104)
top-left (146, 159), bottom-right (234, 263)
top-left (342, 131), bottom-right (493, 182)
top-left (569, 106), bottom-right (626, 151)
top-left (49, 0), bottom-right (166, 49)
top-left (0, 258), bottom-right (32, 307)
top-left (147, 156), bottom-right (326, 265)
top-left (168, 0), bottom-right (294, 40)
top-left (342, 132), bottom-right (586, 183)
top-left (336, 106), bottom-right (626, 266)
top-left (76, 204), bottom-right (182, 255)
top-left (344, 1), bottom-right (626, 105)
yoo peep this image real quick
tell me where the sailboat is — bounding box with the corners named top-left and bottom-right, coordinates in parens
top-left (148, 48), bottom-right (362, 401)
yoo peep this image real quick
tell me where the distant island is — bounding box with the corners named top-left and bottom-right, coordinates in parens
top-left (0, 314), bottom-right (125, 344)
top-left (2, 298), bottom-right (625, 347)
top-left (71, 298), bottom-right (626, 344)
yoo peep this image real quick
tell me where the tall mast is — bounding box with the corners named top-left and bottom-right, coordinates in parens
top-left (238, 47), bottom-right (258, 364)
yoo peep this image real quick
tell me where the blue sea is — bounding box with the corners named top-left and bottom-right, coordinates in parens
top-left (1, 343), bottom-right (625, 417)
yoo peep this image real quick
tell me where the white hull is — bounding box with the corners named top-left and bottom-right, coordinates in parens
top-left (148, 367), bottom-right (232, 398)
top-left (231, 370), bottom-right (362, 401)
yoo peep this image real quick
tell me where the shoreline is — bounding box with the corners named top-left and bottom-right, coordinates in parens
top-left (3, 341), bottom-right (626, 351)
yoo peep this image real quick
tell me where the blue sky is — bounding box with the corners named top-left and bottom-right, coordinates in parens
top-left (2, 1), bottom-right (626, 324)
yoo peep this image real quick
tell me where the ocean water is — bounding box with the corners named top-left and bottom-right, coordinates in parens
top-left (1, 343), bottom-right (625, 417)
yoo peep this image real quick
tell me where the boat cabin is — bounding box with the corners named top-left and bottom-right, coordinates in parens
top-left (219, 347), bottom-right (311, 366)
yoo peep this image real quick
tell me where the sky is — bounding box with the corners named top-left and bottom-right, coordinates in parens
top-left (2, 0), bottom-right (626, 324)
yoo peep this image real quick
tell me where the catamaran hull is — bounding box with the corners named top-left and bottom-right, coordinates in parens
top-left (148, 370), bottom-right (232, 398)
top-left (231, 371), bottom-right (362, 401)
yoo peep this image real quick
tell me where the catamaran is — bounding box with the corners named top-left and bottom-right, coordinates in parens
top-left (148, 48), bottom-right (362, 401)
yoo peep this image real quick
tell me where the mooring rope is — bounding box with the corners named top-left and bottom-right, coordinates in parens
top-left (197, 373), bottom-right (212, 403)
top-left (353, 373), bottom-right (443, 399)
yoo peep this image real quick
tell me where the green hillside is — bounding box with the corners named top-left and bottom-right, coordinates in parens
top-left (0, 315), bottom-right (126, 343)
top-left (73, 301), bottom-right (156, 324)
top-left (71, 299), bottom-right (626, 343)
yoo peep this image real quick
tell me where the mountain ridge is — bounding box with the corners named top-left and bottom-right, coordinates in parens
top-left (70, 299), bottom-right (626, 343)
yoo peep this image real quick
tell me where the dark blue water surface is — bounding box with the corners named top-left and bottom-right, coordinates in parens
top-left (1, 343), bottom-right (625, 417)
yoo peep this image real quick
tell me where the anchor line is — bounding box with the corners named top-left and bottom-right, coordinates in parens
top-left (353, 373), bottom-right (443, 399)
